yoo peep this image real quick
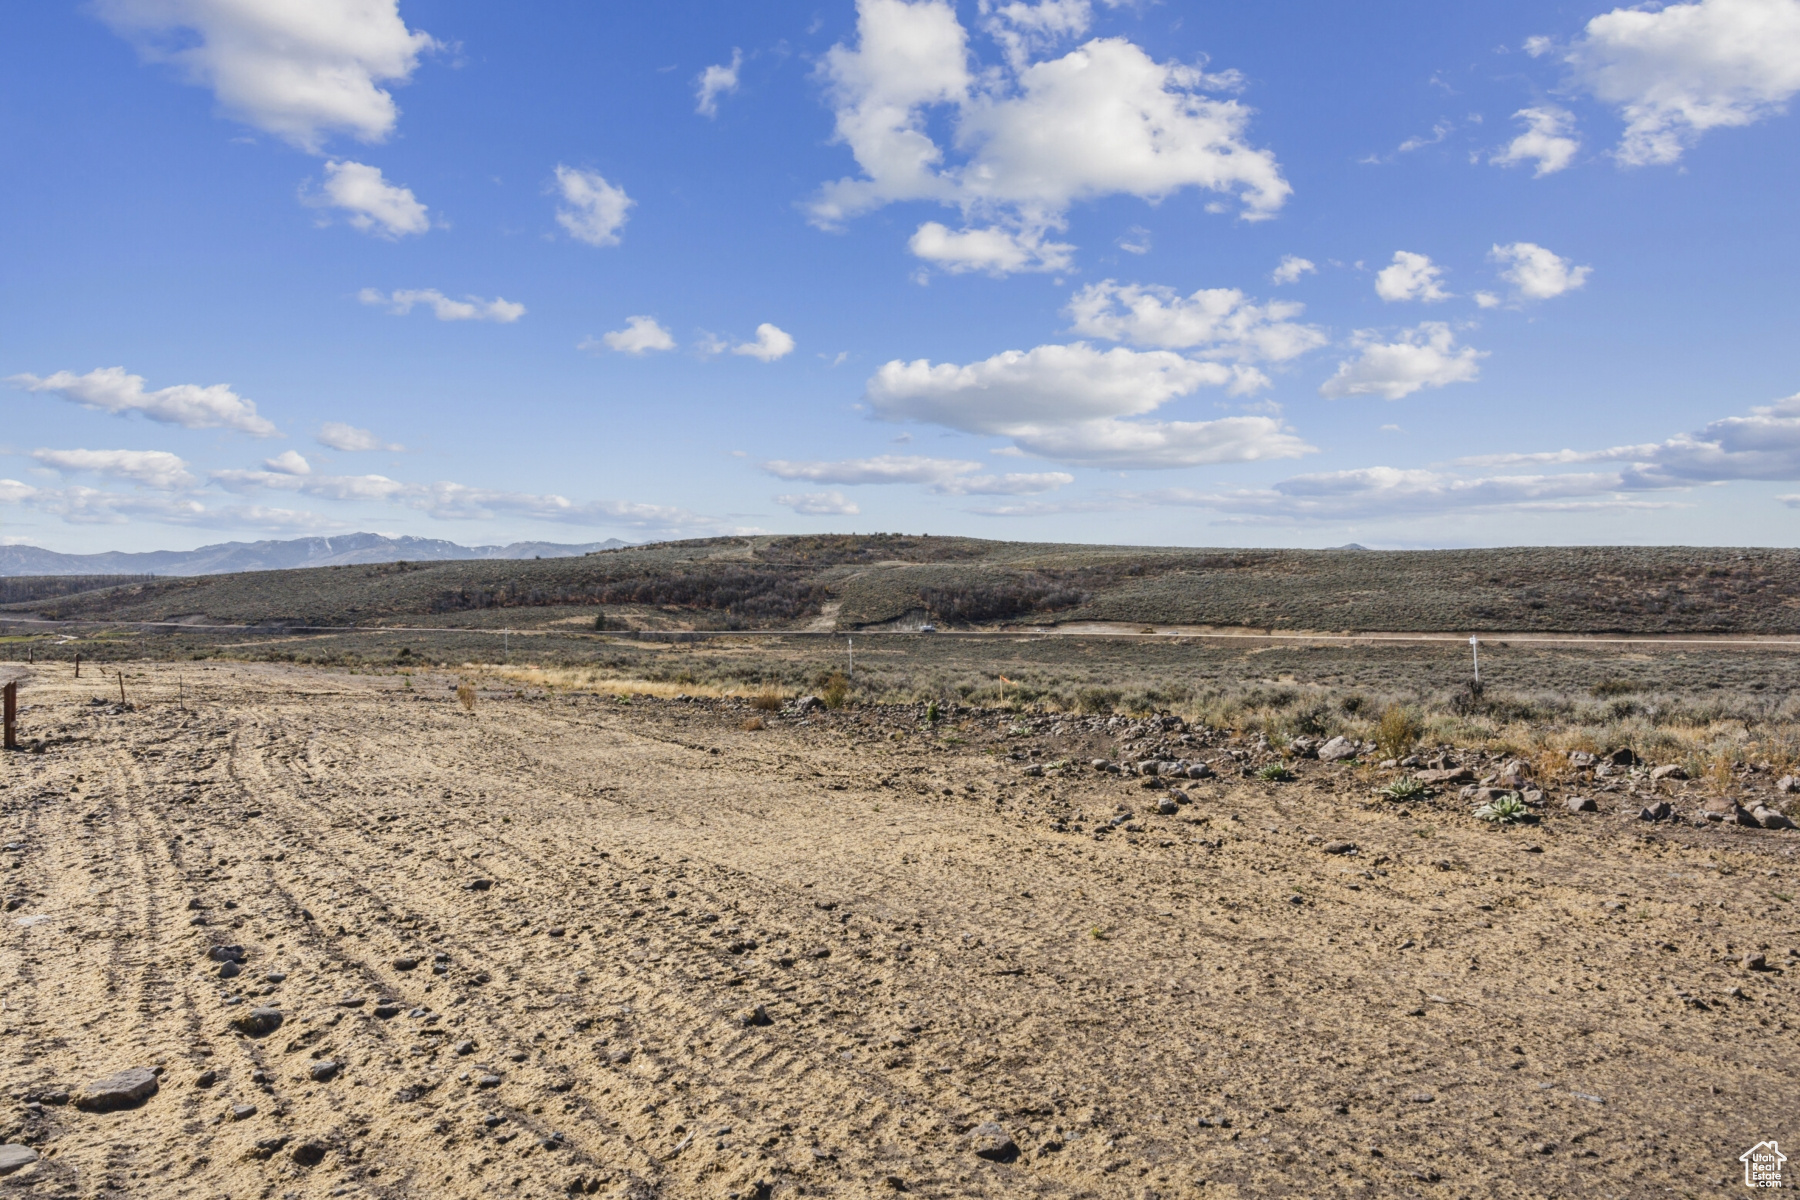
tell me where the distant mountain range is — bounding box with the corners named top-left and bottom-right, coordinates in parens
top-left (0, 533), bottom-right (630, 577)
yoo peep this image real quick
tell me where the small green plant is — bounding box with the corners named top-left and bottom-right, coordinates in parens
top-left (1378, 776), bottom-right (1427, 802)
top-left (925, 700), bottom-right (940, 724)
top-left (1374, 704), bottom-right (1422, 761)
top-left (1590, 678), bottom-right (1636, 698)
top-left (1257, 763), bottom-right (1294, 782)
top-left (1473, 792), bottom-right (1529, 824)
top-left (1089, 925), bottom-right (1110, 941)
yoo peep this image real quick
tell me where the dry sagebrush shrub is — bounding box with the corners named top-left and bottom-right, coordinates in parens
top-left (741, 716), bottom-right (765, 731)
top-left (457, 681), bottom-right (476, 712)
top-left (751, 689), bottom-right (783, 712)
top-left (1374, 704), bottom-right (1422, 760)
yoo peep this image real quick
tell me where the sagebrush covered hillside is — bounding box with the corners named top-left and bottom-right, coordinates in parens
top-left (6, 535), bottom-right (1798, 634)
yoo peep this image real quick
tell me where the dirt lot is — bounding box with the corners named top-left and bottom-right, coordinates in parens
top-left (1, 662), bottom-right (1797, 1200)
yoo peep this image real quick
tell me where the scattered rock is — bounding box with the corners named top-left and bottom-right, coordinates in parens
top-left (465, 879), bottom-right (493, 892)
top-left (0, 1145), bottom-right (41, 1175)
top-left (393, 956), bottom-right (418, 971)
top-left (737, 1004), bottom-right (772, 1027)
top-left (794, 695), bottom-right (823, 713)
top-left (970, 1121), bottom-right (1019, 1162)
top-left (1186, 763), bottom-right (1215, 780)
top-left (454, 1040), bottom-right (476, 1056)
top-left (74, 1067), bottom-right (160, 1112)
top-left (477, 1074), bottom-right (503, 1088)
top-left (1779, 775), bottom-right (1800, 795)
top-left (1567, 751), bottom-right (1596, 768)
top-left (1407, 1092), bottom-right (1436, 1104)
top-left (1650, 764), bottom-right (1688, 781)
top-left (231, 1103), bottom-right (256, 1121)
top-left (1566, 796), bottom-right (1598, 813)
top-left (309, 1061), bottom-right (341, 1083)
top-left (291, 1139), bottom-right (328, 1167)
top-left (1743, 953), bottom-right (1768, 971)
top-left (373, 1001), bottom-right (401, 1018)
top-left (1318, 737), bottom-right (1358, 763)
top-left (1637, 801), bottom-right (1673, 822)
top-left (338, 995), bottom-right (366, 1007)
top-left (233, 1007), bottom-right (283, 1036)
top-left (207, 944), bottom-right (245, 963)
top-left (1754, 807), bottom-right (1797, 831)
top-left (1156, 796), bottom-right (1179, 816)
top-left (195, 1069), bottom-right (217, 1088)
top-left (1323, 841), bottom-right (1357, 855)
top-left (1021, 764), bottom-right (1043, 777)
top-left (217, 961), bottom-right (241, 979)
top-left (1415, 767), bottom-right (1474, 785)
top-left (1607, 748), bottom-right (1639, 767)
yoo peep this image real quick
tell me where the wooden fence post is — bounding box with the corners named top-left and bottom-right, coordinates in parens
top-left (3, 682), bottom-right (15, 750)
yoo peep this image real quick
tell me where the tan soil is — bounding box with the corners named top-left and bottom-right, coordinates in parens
top-left (1, 662), bottom-right (1796, 1199)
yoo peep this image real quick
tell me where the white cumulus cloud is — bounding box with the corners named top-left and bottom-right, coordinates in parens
top-left (31, 448), bottom-right (196, 490)
top-left (586, 316), bottom-right (677, 356)
top-left (1065, 280), bottom-right (1328, 371)
top-left (1270, 255), bottom-right (1316, 285)
top-left (1491, 106), bottom-right (1581, 176)
top-left (554, 166), bottom-right (633, 247)
top-left (10, 366), bottom-right (279, 436)
top-left (94, 0), bottom-right (437, 153)
top-left (308, 160), bottom-right (429, 237)
top-left (907, 222), bottom-right (1073, 274)
top-left (358, 288), bottom-right (524, 322)
top-left (696, 49), bottom-right (743, 117)
top-left (763, 455), bottom-right (984, 486)
top-left (317, 422), bottom-right (401, 452)
top-left (865, 343), bottom-right (1313, 468)
top-left (1489, 242), bottom-right (1592, 300)
top-left (1319, 323), bottom-right (1486, 401)
top-left (733, 324), bottom-right (796, 362)
top-left (813, 0), bottom-right (1287, 274)
top-left (776, 491), bottom-right (860, 515)
top-left (1374, 251), bottom-right (1451, 303)
top-left (1540, 0), bottom-right (1800, 166)
top-left (763, 454), bottom-right (1074, 495)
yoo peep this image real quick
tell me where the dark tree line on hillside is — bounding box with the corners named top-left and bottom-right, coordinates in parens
top-left (430, 567), bottom-right (831, 622)
top-left (0, 575), bottom-right (157, 604)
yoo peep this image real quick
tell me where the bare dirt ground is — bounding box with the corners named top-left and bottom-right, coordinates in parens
top-left (2, 662), bottom-right (1797, 1200)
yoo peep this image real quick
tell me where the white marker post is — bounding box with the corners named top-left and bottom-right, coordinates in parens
top-left (847, 637), bottom-right (854, 682)
top-left (1469, 636), bottom-right (1480, 685)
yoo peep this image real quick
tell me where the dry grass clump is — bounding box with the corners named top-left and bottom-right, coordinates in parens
top-left (456, 681), bottom-right (476, 712)
top-left (1374, 704), bottom-right (1422, 760)
top-left (751, 689), bottom-right (783, 712)
top-left (821, 673), bottom-right (850, 710)
top-left (741, 716), bottom-right (765, 732)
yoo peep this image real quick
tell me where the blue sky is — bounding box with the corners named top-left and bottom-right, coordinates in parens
top-left (3, 0), bottom-right (1798, 552)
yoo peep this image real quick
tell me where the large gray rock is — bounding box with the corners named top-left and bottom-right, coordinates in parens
top-left (233, 1007), bottom-right (284, 1036)
top-left (1317, 737), bottom-right (1358, 763)
top-left (74, 1067), bottom-right (159, 1112)
top-left (1754, 807), bottom-right (1797, 831)
top-left (0, 1144), bottom-right (38, 1175)
top-left (970, 1121), bottom-right (1018, 1162)
top-left (1650, 764), bottom-right (1688, 782)
top-left (1779, 775), bottom-right (1800, 794)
